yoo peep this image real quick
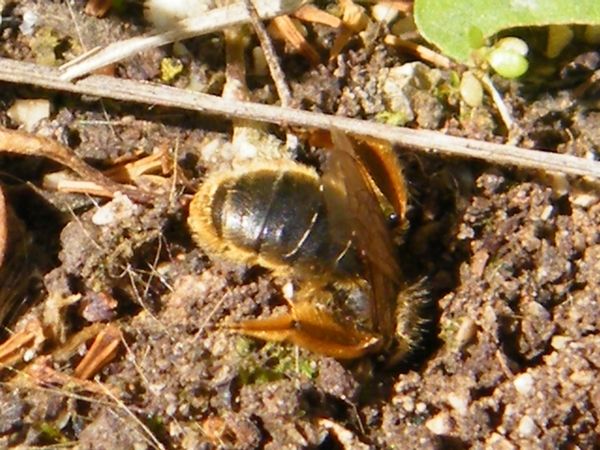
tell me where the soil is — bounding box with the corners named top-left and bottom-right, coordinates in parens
top-left (0, 1), bottom-right (598, 449)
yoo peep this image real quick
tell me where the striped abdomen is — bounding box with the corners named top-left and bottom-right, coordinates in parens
top-left (188, 161), bottom-right (362, 280)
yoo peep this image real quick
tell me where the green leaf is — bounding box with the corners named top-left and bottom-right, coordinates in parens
top-left (414, 0), bottom-right (600, 61)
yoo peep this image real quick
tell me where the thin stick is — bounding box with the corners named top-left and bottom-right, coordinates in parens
top-left (293, 4), bottom-right (341, 28)
top-left (0, 57), bottom-right (599, 179)
top-left (59, 0), bottom-right (304, 81)
top-left (244, 0), bottom-right (298, 149)
top-left (480, 73), bottom-right (514, 131)
top-left (384, 34), bottom-right (451, 68)
top-left (0, 126), bottom-right (151, 202)
top-left (244, 0), bottom-right (293, 107)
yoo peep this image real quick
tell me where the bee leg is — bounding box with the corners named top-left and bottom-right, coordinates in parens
top-left (229, 313), bottom-right (297, 344)
top-left (231, 302), bottom-right (381, 359)
top-left (387, 284), bottom-right (428, 367)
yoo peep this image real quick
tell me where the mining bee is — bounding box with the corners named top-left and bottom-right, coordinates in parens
top-left (188, 131), bottom-right (421, 359)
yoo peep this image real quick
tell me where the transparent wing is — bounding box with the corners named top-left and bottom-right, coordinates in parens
top-left (321, 131), bottom-right (402, 338)
top-left (322, 131), bottom-right (400, 282)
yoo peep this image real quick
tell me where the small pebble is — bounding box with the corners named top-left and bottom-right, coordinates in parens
top-left (513, 373), bottom-right (534, 396)
top-left (23, 349), bottom-right (36, 362)
top-left (517, 415), bottom-right (539, 437)
top-left (486, 432), bottom-right (517, 450)
top-left (540, 205), bottom-right (554, 221)
top-left (282, 281), bottom-right (294, 301)
top-left (371, 3), bottom-right (399, 23)
top-left (570, 370), bottom-right (594, 386)
top-left (571, 192), bottom-right (598, 208)
top-left (425, 413), bottom-right (452, 435)
top-left (92, 193), bottom-right (138, 226)
top-left (7, 99), bottom-right (51, 132)
top-left (166, 403), bottom-right (177, 416)
top-left (550, 335), bottom-right (571, 350)
top-left (455, 317), bottom-right (477, 349)
top-left (401, 396), bottom-right (414, 412)
top-left (447, 392), bottom-right (469, 415)
top-left (20, 10), bottom-right (39, 35)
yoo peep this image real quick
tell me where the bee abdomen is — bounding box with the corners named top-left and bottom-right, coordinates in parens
top-left (189, 162), bottom-right (362, 278)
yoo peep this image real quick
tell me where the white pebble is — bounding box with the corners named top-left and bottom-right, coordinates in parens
top-left (447, 392), bottom-right (469, 416)
top-left (571, 192), bottom-right (598, 208)
top-left (371, 3), bottom-right (399, 24)
top-left (425, 413), bottom-right (452, 435)
top-left (486, 432), bottom-right (517, 450)
top-left (92, 193), bottom-right (138, 226)
top-left (513, 373), bottom-right (534, 395)
top-left (415, 402), bottom-right (427, 413)
top-left (166, 403), bottom-right (177, 416)
top-left (236, 141), bottom-right (258, 160)
top-left (282, 282), bottom-right (294, 301)
top-left (20, 9), bottom-right (38, 35)
top-left (92, 205), bottom-right (116, 226)
top-left (7, 99), bottom-right (51, 132)
top-left (540, 205), bottom-right (554, 221)
top-left (23, 348), bottom-right (36, 362)
top-left (517, 415), bottom-right (539, 437)
top-left (550, 335), bottom-right (571, 350)
top-left (149, 383), bottom-right (166, 395)
top-left (570, 370), bottom-right (594, 386)
top-left (401, 396), bottom-right (414, 412)
top-left (455, 317), bottom-right (477, 349)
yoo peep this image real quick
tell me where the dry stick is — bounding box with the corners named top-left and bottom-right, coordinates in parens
top-left (480, 73), bottom-right (514, 132)
top-left (1, 58), bottom-right (599, 179)
top-left (243, 0), bottom-right (297, 148)
top-left (0, 127), bottom-right (151, 203)
top-left (245, 0), bottom-right (293, 107)
top-left (383, 35), bottom-right (451, 69)
top-left (293, 4), bottom-right (342, 28)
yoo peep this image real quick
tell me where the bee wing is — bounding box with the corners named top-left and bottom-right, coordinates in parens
top-left (322, 131), bottom-right (401, 283)
top-left (321, 131), bottom-right (402, 339)
top-left (351, 137), bottom-right (408, 223)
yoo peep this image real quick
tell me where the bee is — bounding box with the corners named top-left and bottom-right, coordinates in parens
top-left (188, 131), bottom-right (420, 359)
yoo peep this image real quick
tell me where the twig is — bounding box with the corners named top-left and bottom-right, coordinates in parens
top-left (0, 126), bottom-right (152, 203)
top-left (0, 57), bottom-right (599, 179)
top-left (243, 0), bottom-right (293, 107)
top-left (292, 4), bottom-right (341, 28)
top-left (59, 0), bottom-right (304, 80)
top-left (49, 179), bottom-right (114, 197)
top-left (73, 324), bottom-right (121, 380)
top-left (480, 73), bottom-right (514, 132)
top-left (270, 15), bottom-right (321, 64)
top-left (384, 34), bottom-right (451, 69)
top-left (243, 0), bottom-right (298, 149)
